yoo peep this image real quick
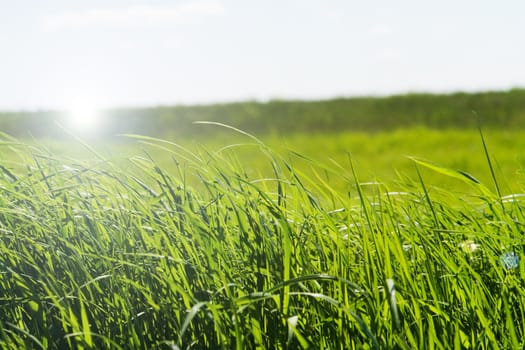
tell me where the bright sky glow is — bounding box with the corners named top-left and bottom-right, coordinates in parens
top-left (0, 0), bottom-right (524, 110)
top-left (65, 101), bottom-right (102, 133)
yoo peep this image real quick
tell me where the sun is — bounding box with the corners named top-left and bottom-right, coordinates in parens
top-left (66, 102), bottom-right (102, 132)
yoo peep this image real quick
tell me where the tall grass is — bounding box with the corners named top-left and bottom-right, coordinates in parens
top-left (0, 129), bottom-right (524, 349)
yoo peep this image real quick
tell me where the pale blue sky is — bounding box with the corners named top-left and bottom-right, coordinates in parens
top-left (1, 0), bottom-right (524, 110)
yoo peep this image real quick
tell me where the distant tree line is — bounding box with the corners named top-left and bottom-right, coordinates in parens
top-left (1, 89), bottom-right (525, 139)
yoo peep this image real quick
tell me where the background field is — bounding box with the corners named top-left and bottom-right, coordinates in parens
top-left (3, 89), bottom-right (524, 197)
top-left (3, 88), bottom-right (525, 137)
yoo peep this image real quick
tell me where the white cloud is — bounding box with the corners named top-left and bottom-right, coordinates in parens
top-left (42, 1), bottom-right (225, 31)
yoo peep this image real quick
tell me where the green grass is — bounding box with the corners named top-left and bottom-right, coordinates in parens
top-left (0, 128), bottom-right (524, 349)
top-left (254, 127), bottom-right (525, 196)
top-left (32, 126), bottom-right (525, 197)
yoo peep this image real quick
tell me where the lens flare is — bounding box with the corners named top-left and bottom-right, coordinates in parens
top-left (66, 102), bottom-right (101, 132)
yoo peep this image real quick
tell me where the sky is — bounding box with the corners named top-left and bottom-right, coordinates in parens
top-left (1, 0), bottom-right (524, 111)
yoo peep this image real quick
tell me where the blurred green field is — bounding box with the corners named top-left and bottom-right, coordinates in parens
top-left (24, 126), bottom-right (525, 200)
top-left (2, 89), bottom-right (525, 199)
top-left (223, 127), bottom-right (525, 195)
top-left (2, 88), bottom-right (525, 138)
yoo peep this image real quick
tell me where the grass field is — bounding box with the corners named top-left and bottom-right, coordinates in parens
top-left (36, 126), bottom-right (525, 196)
top-left (1, 124), bottom-right (524, 348)
top-left (224, 127), bottom-right (525, 196)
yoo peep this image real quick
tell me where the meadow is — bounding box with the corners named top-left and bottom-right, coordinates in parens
top-left (36, 126), bottom-right (525, 201)
top-left (1, 91), bottom-right (525, 348)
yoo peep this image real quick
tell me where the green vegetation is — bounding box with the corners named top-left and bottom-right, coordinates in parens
top-left (0, 125), bottom-right (524, 348)
top-left (252, 128), bottom-right (525, 196)
top-left (2, 89), bottom-right (525, 138)
top-left (1, 90), bottom-right (524, 348)
top-left (34, 127), bottom-right (525, 196)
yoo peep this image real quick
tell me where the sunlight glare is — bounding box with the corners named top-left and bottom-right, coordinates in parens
top-left (66, 102), bottom-right (102, 132)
